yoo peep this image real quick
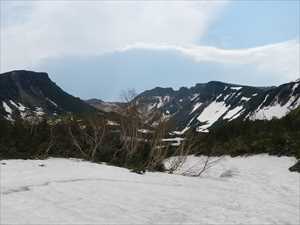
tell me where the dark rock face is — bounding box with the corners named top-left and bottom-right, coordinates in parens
top-left (0, 70), bottom-right (97, 119)
top-left (133, 79), bottom-right (300, 132)
top-left (289, 161), bottom-right (300, 173)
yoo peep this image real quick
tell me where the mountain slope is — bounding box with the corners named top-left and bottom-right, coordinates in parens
top-left (134, 79), bottom-right (300, 133)
top-left (0, 70), bottom-right (97, 120)
top-left (248, 80), bottom-right (300, 120)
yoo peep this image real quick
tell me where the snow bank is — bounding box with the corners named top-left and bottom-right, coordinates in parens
top-left (1, 155), bottom-right (299, 224)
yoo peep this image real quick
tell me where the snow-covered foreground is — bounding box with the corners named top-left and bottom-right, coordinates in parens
top-left (1, 155), bottom-right (299, 224)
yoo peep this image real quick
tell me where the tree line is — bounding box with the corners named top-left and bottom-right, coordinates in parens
top-left (1, 96), bottom-right (299, 173)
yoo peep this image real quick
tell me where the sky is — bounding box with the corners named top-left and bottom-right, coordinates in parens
top-left (1, 0), bottom-right (299, 101)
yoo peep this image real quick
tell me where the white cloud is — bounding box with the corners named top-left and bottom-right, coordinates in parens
top-left (1, 0), bottom-right (226, 72)
top-left (120, 40), bottom-right (300, 81)
top-left (1, 1), bottom-right (298, 83)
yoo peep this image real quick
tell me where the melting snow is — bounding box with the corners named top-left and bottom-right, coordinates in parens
top-left (258, 94), bottom-right (269, 109)
top-left (155, 96), bottom-right (170, 109)
top-left (138, 129), bottom-right (153, 134)
top-left (223, 94), bottom-right (232, 101)
top-left (172, 127), bottom-right (190, 135)
top-left (230, 87), bottom-right (242, 91)
top-left (292, 83), bottom-right (299, 93)
top-left (235, 92), bottom-right (242, 97)
top-left (240, 96), bottom-right (250, 101)
top-left (17, 103), bottom-right (26, 111)
top-left (1, 155), bottom-right (299, 224)
top-left (2, 102), bottom-right (12, 114)
top-left (190, 102), bottom-right (202, 114)
top-left (9, 100), bottom-right (19, 108)
top-left (107, 120), bottom-right (119, 126)
top-left (197, 101), bottom-right (229, 131)
top-left (34, 107), bottom-right (45, 116)
top-left (8, 100), bottom-right (26, 111)
top-left (47, 98), bottom-right (58, 107)
top-left (190, 93), bottom-right (199, 101)
top-left (223, 106), bottom-right (244, 120)
top-left (216, 94), bottom-right (223, 100)
top-left (251, 96), bottom-right (300, 120)
top-left (162, 137), bottom-right (185, 146)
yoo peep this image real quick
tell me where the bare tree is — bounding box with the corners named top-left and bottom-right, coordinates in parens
top-left (167, 138), bottom-right (193, 174)
top-left (68, 116), bottom-right (107, 161)
top-left (146, 119), bottom-right (170, 170)
top-left (89, 118), bottom-right (107, 160)
top-left (120, 88), bottom-right (138, 106)
top-left (181, 155), bottom-right (224, 177)
top-left (33, 122), bottom-right (56, 159)
top-left (180, 143), bottom-right (224, 177)
top-left (42, 126), bottom-right (56, 159)
top-left (118, 89), bottom-right (143, 164)
top-left (116, 88), bottom-right (223, 176)
top-left (166, 135), bottom-right (223, 177)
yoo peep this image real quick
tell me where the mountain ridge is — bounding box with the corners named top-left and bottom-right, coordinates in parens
top-left (1, 70), bottom-right (299, 134)
top-left (0, 70), bottom-right (97, 120)
top-left (131, 78), bottom-right (300, 133)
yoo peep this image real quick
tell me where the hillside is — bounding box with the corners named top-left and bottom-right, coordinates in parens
top-left (133, 80), bottom-right (300, 133)
top-left (192, 105), bottom-right (300, 159)
top-left (0, 70), bottom-right (97, 120)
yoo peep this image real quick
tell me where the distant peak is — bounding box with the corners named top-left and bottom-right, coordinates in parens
top-left (1, 70), bottom-right (49, 79)
top-left (86, 98), bottom-right (104, 103)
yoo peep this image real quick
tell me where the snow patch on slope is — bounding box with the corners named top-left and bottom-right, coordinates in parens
top-left (2, 102), bottom-right (12, 114)
top-left (155, 96), bottom-right (170, 109)
top-left (9, 100), bottom-right (19, 109)
top-left (240, 96), bottom-right (250, 102)
top-left (197, 101), bottom-right (230, 132)
top-left (34, 107), bottom-right (45, 116)
top-left (223, 106), bottom-right (244, 120)
top-left (230, 87), bottom-right (242, 91)
top-left (172, 126), bottom-right (190, 135)
top-left (17, 103), bottom-right (26, 111)
top-left (47, 98), bottom-right (58, 107)
top-left (9, 100), bottom-right (26, 111)
top-left (251, 95), bottom-right (300, 120)
top-left (292, 82), bottom-right (299, 93)
top-left (190, 102), bottom-right (202, 114)
top-left (190, 93), bottom-right (199, 101)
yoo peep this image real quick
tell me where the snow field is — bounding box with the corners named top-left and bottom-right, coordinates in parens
top-left (1, 155), bottom-right (299, 224)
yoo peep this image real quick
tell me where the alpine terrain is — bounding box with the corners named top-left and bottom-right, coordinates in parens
top-left (131, 79), bottom-right (300, 133)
